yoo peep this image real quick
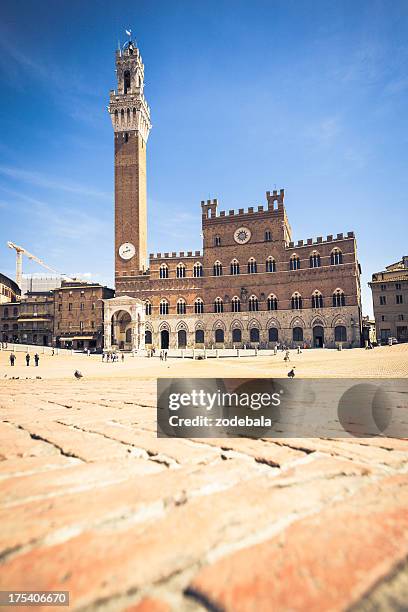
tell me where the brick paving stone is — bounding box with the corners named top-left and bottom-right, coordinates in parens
top-left (123, 598), bottom-right (170, 612)
top-left (192, 437), bottom-right (307, 467)
top-left (186, 474), bottom-right (408, 612)
top-left (0, 455), bottom-right (81, 477)
top-left (0, 422), bottom-right (60, 460)
top-left (0, 459), bottom-right (263, 554)
top-left (0, 456), bottom-right (374, 609)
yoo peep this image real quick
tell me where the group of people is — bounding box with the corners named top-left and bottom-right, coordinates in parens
top-left (9, 353), bottom-right (40, 366)
top-left (102, 351), bottom-right (124, 362)
top-left (159, 350), bottom-right (168, 361)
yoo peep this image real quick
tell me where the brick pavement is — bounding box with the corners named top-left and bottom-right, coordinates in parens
top-left (0, 378), bottom-right (407, 611)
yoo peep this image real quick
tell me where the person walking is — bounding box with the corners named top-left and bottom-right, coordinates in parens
top-left (25, 353), bottom-right (30, 367)
top-left (34, 353), bottom-right (40, 367)
top-left (121, 353), bottom-right (125, 362)
top-left (164, 350), bottom-right (168, 362)
top-left (9, 353), bottom-right (16, 366)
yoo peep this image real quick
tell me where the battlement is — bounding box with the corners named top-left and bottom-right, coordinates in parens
top-left (286, 231), bottom-right (355, 250)
top-left (149, 250), bottom-right (202, 261)
top-left (201, 189), bottom-right (285, 221)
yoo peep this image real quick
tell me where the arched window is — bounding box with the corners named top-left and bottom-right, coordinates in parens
top-left (178, 329), bottom-right (187, 348)
top-left (214, 297), bottom-right (224, 313)
top-left (177, 299), bottom-right (186, 314)
top-left (195, 298), bottom-right (204, 314)
top-left (145, 329), bottom-right (152, 344)
top-left (214, 235), bottom-right (221, 246)
top-left (290, 255), bottom-right (300, 270)
top-left (159, 299), bottom-right (169, 315)
top-left (335, 325), bottom-right (347, 342)
top-left (124, 70), bottom-right (131, 94)
top-left (331, 248), bottom-right (343, 265)
top-left (333, 289), bottom-right (346, 307)
top-left (248, 258), bottom-right (257, 274)
top-left (267, 295), bottom-right (278, 311)
top-left (230, 259), bottom-right (240, 275)
top-left (195, 329), bottom-right (205, 344)
top-left (311, 291), bottom-right (323, 309)
top-left (250, 327), bottom-right (260, 342)
top-left (213, 261), bottom-right (223, 276)
top-left (249, 295), bottom-right (259, 312)
top-left (232, 328), bottom-right (242, 343)
top-left (266, 256), bottom-right (276, 272)
top-left (3, 324), bottom-right (9, 330)
top-left (268, 327), bottom-right (278, 342)
top-left (4, 308), bottom-right (8, 318)
top-left (291, 292), bottom-right (302, 310)
top-left (176, 262), bottom-right (186, 278)
top-left (310, 251), bottom-right (321, 268)
top-left (215, 328), bottom-right (224, 343)
top-left (193, 262), bottom-right (203, 277)
top-left (231, 296), bottom-right (241, 312)
top-left (159, 264), bottom-right (169, 279)
top-left (13, 307), bottom-right (18, 316)
top-left (265, 230), bottom-right (272, 242)
top-left (293, 327), bottom-right (303, 342)
top-left (145, 301), bottom-right (152, 315)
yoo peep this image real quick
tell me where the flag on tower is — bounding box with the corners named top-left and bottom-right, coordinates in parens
top-left (126, 29), bottom-right (132, 37)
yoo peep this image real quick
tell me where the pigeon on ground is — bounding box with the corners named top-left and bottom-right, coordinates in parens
top-left (287, 367), bottom-right (296, 379)
top-left (74, 370), bottom-right (83, 379)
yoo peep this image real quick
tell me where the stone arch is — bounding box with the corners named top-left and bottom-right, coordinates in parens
top-left (195, 320), bottom-right (205, 330)
top-left (212, 319), bottom-right (226, 331)
top-left (175, 320), bottom-right (189, 332)
top-left (331, 314), bottom-right (348, 328)
top-left (266, 317), bottom-right (281, 330)
top-left (290, 316), bottom-right (306, 328)
top-left (247, 318), bottom-right (261, 330)
top-left (158, 321), bottom-right (170, 332)
top-left (310, 314), bottom-right (327, 327)
top-left (230, 319), bottom-right (243, 330)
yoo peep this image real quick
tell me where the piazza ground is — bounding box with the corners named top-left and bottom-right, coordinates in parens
top-left (0, 345), bottom-right (407, 611)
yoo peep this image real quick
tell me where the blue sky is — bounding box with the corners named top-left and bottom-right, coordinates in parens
top-left (0, 0), bottom-right (407, 316)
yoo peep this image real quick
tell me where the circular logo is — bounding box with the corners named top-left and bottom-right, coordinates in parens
top-left (118, 242), bottom-right (136, 260)
top-left (234, 227), bottom-right (251, 244)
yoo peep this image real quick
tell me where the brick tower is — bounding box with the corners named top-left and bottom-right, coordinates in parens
top-left (108, 37), bottom-right (151, 280)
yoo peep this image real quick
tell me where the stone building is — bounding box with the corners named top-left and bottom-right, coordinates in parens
top-left (0, 272), bottom-right (20, 304)
top-left (109, 37), bottom-right (362, 350)
top-left (369, 256), bottom-right (408, 343)
top-left (53, 281), bottom-right (114, 350)
top-left (17, 291), bottom-right (54, 346)
top-left (0, 301), bottom-right (19, 344)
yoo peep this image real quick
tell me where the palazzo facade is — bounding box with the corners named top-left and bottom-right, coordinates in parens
top-left (109, 38), bottom-right (362, 350)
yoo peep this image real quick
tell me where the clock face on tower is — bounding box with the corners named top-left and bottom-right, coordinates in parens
top-left (234, 227), bottom-right (251, 244)
top-left (118, 242), bottom-right (136, 260)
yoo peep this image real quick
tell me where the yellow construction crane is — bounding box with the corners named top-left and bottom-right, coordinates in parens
top-left (7, 241), bottom-right (73, 288)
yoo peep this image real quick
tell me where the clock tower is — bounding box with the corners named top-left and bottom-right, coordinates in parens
top-left (108, 36), bottom-right (151, 281)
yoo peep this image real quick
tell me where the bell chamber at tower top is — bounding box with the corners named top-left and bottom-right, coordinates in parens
top-left (108, 38), bottom-right (152, 142)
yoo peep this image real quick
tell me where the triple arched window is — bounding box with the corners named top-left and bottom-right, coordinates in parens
top-left (159, 264), bottom-right (169, 279)
top-left (266, 256), bottom-right (276, 272)
top-left (248, 295), bottom-right (259, 311)
top-left (230, 259), bottom-right (240, 275)
top-left (231, 296), bottom-right (241, 312)
top-left (213, 261), bottom-right (223, 276)
top-left (267, 294), bottom-right (278, 311)
top-left (311, 291), bottom-right (324, 309)
top-left (310, 251), bottom-right (321, 268)
top-left (177, 298), bottom-right (186, 314)
top-left (214, 297), bottom-right (224, 313)
top-left (290, 255), bottom-right (301, 270)
top-left (159, 299), bottom-right (169, 315)
top-left (194, 298), bottom-right (204, 314)
top-left (333, 289), bottom-right (346, 307)
top-left (176, 263), bottom-right (186, 278)
top-left (145, 301), bottom-right (152, 316)
top-left (331, 249), bottom-right (343, 265)
top-left (193, 262), bottom-right (203, 277)
top-left (248, 258), bottom-right (257, 274)
top-left (291, 292), bottom-right (303, 310)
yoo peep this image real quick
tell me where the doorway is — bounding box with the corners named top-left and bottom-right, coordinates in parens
top-left (160, 329), bottom-right (169, 349)
top-left (313, 325), bottom-right (324, 348)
